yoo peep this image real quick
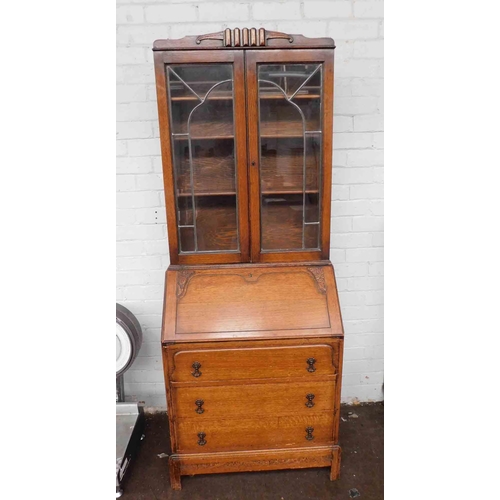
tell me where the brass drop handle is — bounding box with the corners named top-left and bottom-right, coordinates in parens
top-left (192, 361), bottom-right (202, 378)
top-left (195, 399), bottom-right (205, 414)
top-left (305, 426), bottom-right (314, 441)
top-left (305, 393), bottom-right (315, 408)
top-left (197, 432), bottom-right (207, 446)
top-left (307, 357), bottom-right (316, 372)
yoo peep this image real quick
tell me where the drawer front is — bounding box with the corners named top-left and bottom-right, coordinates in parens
top-left (176, 412), bottom-right (334, 453)
top-left (171, 344), bottom-right (337, 382)
top-left (174, 381), bottom-right (335, 419)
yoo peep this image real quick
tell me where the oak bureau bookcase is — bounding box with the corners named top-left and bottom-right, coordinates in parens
top-left (153, 27), bottom-right (344, 490)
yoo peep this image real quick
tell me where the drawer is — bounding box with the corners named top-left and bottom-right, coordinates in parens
top-left (176, 412), bottom-right (334, 453)
top-left (171, 344), bottom-right (337, 382)
top-left (174, 380), bottom-right (335, 419)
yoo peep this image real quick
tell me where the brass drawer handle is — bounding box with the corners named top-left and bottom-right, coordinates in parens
top-left (305, 426), bottom-right (314, 441)
top-left (307, 357), bottom-right (316, 372)
top-left (192, 361), bottom-right (202, 377)
top-left (197, 432), bottom-right (207, 446)
top-left (195, 399), bottom-right (205, 414)
top-left (305, 393), bottom-right (315, 408)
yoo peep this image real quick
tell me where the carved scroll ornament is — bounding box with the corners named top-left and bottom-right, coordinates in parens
top-left (176, 270), bottom-right (195, 299)
top-left (306, 267), bottom-right (327, 295)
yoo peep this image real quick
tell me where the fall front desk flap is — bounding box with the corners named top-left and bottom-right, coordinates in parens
top-left (162, 264), bottom-right (343, 342)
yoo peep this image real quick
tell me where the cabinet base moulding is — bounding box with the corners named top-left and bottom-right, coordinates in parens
top-left (168, 445), bottom-right (341, 490)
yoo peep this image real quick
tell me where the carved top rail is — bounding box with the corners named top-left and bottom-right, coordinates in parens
top-left (197, 28), bottom-right (292, 47)
top-left (153, 28), bottom-right (335, 51)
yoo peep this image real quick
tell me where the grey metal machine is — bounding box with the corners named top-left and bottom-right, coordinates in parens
top-left (116, 304), bottom-right (145, 498)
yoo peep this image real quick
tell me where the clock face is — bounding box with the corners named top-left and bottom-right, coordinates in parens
top-left (116, 322), bottom-right (132, 374)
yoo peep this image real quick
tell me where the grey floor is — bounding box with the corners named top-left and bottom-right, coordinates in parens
top-left (121, 402), bottom-right (383, 500)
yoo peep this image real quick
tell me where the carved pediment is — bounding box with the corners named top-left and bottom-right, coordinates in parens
top-left (196, 28), bottom-right (293, 47)
top-left (153, 28), bottom-right (334, 51)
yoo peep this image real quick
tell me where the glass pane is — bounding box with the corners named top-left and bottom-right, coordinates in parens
top-left (258, 64), bottom-right (323, 252)
top-left (167, 64), bottom-right (239, 253)
top-left (261, 194), bottom-right (303, 250)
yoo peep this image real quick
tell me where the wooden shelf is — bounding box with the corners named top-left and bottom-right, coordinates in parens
top-left (178, 198), bottom-right (238, 253)
top-left (171, 94), bottom-right (231, 102)
top-left (179, 197), bottom-right (319, 253)
top-left (171, 98), bottom-right (235, 138)
top-left (262, 189), bottom-right (319, 196)
top-left (171, 92), bottom-right (321, 102)
top-left (261, 153), bottom-right (320, 192)
top-left (261, 199), bottom-right (320, 251)
top-left (174, 150), bottom-right (320, 196)
top-left (260, 120), bottom-right (320, 138)
top-left (260, 91), bottom-right (321, 100)
top-left (173, 120), bottom-right (234, 140)
top-left (172, 127), bottom-right (320, 141)
top-left (178, 191), bottom-right (236, 197)
top-left (172, 116), bottom-right (321, 140)
top-left (174, 135), bottom-right (234, 141)
top-left (177, 190), bottom-right (320, 198)
top-left (170, 86), bottom-right (321, 102)
top-left (176, 156), bottom-right (236, 195)
top-left (172, 124), bottom-right (233, 140)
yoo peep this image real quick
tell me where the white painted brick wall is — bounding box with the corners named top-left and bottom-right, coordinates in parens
top-left (116, 0), bottom-right (384, 407)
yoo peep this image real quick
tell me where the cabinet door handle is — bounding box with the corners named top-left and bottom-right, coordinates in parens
top-left (305, 393), bottom-right (315, 408)
top-left (305, 426), bottom-right (314, 441)
top-left (306, 357), bottom-right (316, 372)
top-left (195, 399), bottom-right (205, 414)
top-left (197, 432), bottom-right (207, 446)
top-left (192, 361), bottom-right (202, 377)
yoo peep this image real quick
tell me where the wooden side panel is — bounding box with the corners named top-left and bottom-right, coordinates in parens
top-left (161, 269), bottom-right (177, 342)
top-left (333, 337), bottom-right (344, 443)
top-left (162, 344), bottom-right (179, 455)
top-left (171, 445), bottom-right (340, 477)
top-left (330, 439), bottom-right (342, 480)
top-left (321, 51), bottom-right (334, 258)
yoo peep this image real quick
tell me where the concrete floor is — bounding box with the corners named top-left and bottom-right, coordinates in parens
top-left (121, 402), bottom-right (383, 500)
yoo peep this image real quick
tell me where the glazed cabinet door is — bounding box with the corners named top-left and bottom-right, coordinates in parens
top-left (246, 50), bottom-right (334, 263)
top-left (154, 51), bottom-right (249, 264)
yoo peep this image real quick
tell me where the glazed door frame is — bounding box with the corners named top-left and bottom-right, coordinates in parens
top-left (154, 50), bottom-right (250, 265)
top-left (246, 49), bottom-right (334, 263)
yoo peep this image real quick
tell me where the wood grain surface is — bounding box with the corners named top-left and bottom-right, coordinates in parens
top-left (173, 379), bottom-right (336, 418)
top-left (155, 46), bottom-right (334, 264)
top-left (171, 344), bottom-right (337, 382)
top-left (155, 31), bottom-right (342, 491)
top-left (175, 412), bottom-right (334, 453)
top-left (168, 445), bottom-right (340, 489)
top-left (161, 263), bottom-right (343, 342)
